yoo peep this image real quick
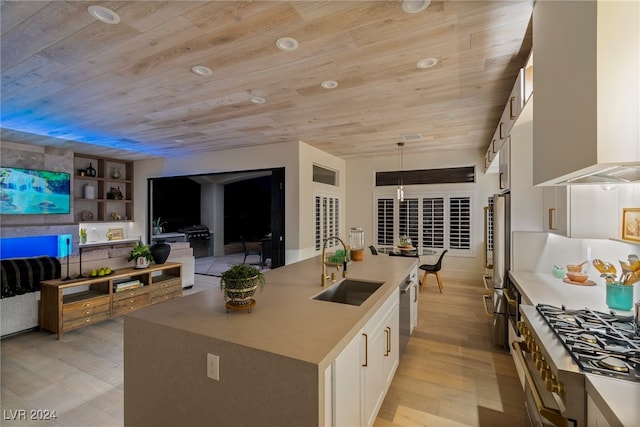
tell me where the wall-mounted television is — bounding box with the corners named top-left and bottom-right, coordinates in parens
top-left (0, 167), bottom-right (71, 215)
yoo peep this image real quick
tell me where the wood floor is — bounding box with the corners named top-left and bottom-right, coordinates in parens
top-left (0, 274), bottom-right (525, 427)
top-left (374, 276), bottom-right (525, 427)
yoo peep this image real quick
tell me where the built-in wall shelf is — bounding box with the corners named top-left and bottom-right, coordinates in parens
top-left (74, 154), bottom-right (134, 223)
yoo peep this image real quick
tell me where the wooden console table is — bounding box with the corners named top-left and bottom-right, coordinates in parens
top-left (39, 262), bottom-right (182, 339)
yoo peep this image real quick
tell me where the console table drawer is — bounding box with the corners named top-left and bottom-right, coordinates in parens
top-left (112, 286), bottom-right (148, 302)
top-left (112, 293), bottom-right (150, 316)
top-left (151, 277), bottom-right (181, 290)
top-left (63, 311), bottom-right (110, 331)
top-left (63, 299), bottom-right (110, 322)
top-left (151, 289), bottom-right (182, 304)
top-left (151, 280), bottom-right (181, 297)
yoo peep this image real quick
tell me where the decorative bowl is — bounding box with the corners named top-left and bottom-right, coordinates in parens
top-left (566, 272), bottom-right (588, 283)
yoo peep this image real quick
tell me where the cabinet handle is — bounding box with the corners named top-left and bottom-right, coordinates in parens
top-left (84, 310), bottom-right (91, 315)
top-left (509, 96), bottom-right (516, 119)
top-left (384, 327), bottom-right (391, 356)
top-left (548, 208), bottom-right (556, 230)
top-left (413, 285), bottom-right (418, 303)
top-left (362, 333), bottom-right (368, 367)
top-left (491, 140), bottom-right (496, 154)
top-left (499, 122), bottom-right (505, 139)
top-left (499, 172), bottom-right (504, 190)
top-left (83, 302), bottom-right (91, 307)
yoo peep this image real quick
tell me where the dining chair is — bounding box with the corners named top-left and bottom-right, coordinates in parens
top-left (241, 236), bottom-right (262, 266)
top-left (418, 250), bottom-right (448, 293)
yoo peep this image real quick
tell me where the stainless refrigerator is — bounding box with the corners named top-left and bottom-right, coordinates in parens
top-left (489, 192), bottom-right (510, 349)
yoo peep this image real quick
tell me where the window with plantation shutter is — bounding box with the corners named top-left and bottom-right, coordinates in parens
top-left (376, 198), bottom-right (394, 245)
top-left (422, 198), bottom-right (445, 249)
top-left (399, 198), bottom-right (419, 246)
top-left (314, 192), bottom-right (341, 251)
top-left (374, 192), bottom-right (472, 254)
top-left (449, 196), bottom-right (471, 250)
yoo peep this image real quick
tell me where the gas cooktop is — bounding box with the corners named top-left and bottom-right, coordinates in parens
top-left (536, 304), bottom-right (639, 382)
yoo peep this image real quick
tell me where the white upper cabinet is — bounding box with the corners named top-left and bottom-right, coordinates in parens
top-left (499, 137), bottom-right (511, 191)
top-left (532, 1), bottom-right (640, 185)
top-left (507, 69), bottom-right (525, 132)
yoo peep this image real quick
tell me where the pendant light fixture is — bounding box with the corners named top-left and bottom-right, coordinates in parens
top-left (397, 142), bottom-right (405, 202)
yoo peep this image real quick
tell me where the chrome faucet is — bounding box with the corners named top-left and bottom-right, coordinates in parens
top-left (321, 236), bottom-right (348, 287)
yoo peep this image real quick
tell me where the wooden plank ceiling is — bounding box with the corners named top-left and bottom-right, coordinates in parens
top-left (0, 1), bottom-right (532, 161)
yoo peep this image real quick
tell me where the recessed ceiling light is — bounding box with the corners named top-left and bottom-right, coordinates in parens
top-left (416, 57), bottom-right (438, 69)
top-left (87, 5), bottom-right (120, 24)
top-left (250, 96), bottom-right (266, 104)
top-left (321, 80), bottom-right (338, 89)
top-left (276, 37), bottom-right (299, 51)
top-left (402, 0), bottom-right (431, 14)
top-left (191, 65), bottom-right (213, 76)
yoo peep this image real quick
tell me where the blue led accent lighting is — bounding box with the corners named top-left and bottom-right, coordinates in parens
top-left (0, 235), bottom-right (69, 259)
top-left (58, 234), bottom-right (72, 257)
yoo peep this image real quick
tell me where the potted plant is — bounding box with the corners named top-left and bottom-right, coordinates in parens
top-left (220, 264), bottom-right (266, 312)
top-left (152, 217), bottom-right (167, 235)
top-left (79, 227), bottom-right (87, 244)
top-left (128, 241), bottom-right (153, 269)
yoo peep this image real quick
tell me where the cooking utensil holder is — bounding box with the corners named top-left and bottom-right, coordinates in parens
top-left (606, 283), bottom-right (634, 311)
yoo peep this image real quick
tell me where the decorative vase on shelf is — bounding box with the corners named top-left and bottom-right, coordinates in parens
top-left (86, 163), bottom-right (96, 177)
top-left (112, 167), bottom-right (121, 179)
top-left (150, 239), bottom-right (171, 265)
top-left (83, 184), bottom-right (95, 199)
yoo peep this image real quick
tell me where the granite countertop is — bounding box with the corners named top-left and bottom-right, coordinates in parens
top-left (511, 271), bottom-right (639, 427)
top-left (126, 254), bottom-right (417, 368)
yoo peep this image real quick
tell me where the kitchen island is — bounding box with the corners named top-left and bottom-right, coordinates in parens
top-left (124, 253), bottom-right (417, 427)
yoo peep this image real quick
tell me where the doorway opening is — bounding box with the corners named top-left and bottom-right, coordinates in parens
top-left (147, 167), bottom-right (285, 268)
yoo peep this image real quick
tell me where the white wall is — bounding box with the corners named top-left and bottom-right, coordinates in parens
top-left (134, 141), bottom-right (346, 264)
top-left (298, 142), bottom-right (346, 260)
top-left (345, 148), bottom-right (499, 280)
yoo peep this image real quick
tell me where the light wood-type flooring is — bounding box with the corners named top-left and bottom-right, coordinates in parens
top-left (374, 275), bottom-right (525, 427)
top-left (1, 273), bottom-right (524, 426)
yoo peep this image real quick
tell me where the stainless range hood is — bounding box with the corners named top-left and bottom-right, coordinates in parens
top-left (560, 164), bottom-right (640, 185)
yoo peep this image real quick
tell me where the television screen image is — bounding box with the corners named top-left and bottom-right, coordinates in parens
top-left (0, 167), bottom-right (71, 214)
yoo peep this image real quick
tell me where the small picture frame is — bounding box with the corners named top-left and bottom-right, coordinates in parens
top-left (622, 208), bottom-right (640, 242)
top-left (107, 228), bottom-right (125, 241)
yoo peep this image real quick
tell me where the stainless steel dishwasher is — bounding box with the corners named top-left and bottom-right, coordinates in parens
top-left (399, 275), bottom-right (412, 358)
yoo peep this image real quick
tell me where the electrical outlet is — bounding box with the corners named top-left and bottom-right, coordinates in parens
top-left (207, 353), bottom-right (219, 381)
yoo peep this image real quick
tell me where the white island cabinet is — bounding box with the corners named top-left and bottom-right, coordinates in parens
top-left (330, 289), bottom-right (399, 427)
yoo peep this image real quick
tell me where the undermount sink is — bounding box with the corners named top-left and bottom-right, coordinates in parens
top-left (312, 278), bottom-right (385, 306)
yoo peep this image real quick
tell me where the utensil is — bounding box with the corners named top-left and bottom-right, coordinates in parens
top-left (625, 271), bottom-right (640, 285)
top-left (567, 261), bottom-right (588, 273)
top-left (620, 259), bottom-right (640, 273)
top-left (600, 273), bottom-right (617, 285)
top-left (593, 259), bottom-right (616, 274)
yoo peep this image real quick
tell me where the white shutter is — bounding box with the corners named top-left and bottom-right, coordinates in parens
top-left (314, 192), bottom-right (341, 251)
top-left (449, 196), bottom-right (471, 250)
top-left (399, 198), bottom-right (419, 246)
top-left (376, 198), bottom-right (394, 245)
top-left (421, 197), bottom-right (445, 249)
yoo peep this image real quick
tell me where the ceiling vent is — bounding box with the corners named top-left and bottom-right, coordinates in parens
top-left (402, 134), bottom-right (423, 141)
